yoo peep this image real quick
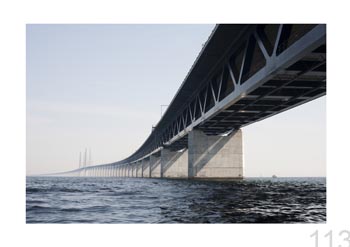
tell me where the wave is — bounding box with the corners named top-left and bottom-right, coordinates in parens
top-left (26, 187), bottom-right (84, 193)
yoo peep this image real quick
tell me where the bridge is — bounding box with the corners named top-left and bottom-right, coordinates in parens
top-left (55, 24), bottom-right (326, 179)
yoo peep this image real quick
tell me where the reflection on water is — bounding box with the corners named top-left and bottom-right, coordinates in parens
top-left (26, 176), bottom-right (326, 223)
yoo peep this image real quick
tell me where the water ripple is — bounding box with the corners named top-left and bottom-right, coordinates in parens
top-left (26, 177), bottom-right (326, 223)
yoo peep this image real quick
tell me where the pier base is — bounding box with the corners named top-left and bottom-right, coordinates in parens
top-left (150, 154), bottom-right (161, 178)
top-left (188, 129), bottom-right (243, 179)
top-left (161, 148), bottom-right (188, 178)
top-left (136, 161), bottom-right (143, 177)
top-left (142, 158), bottom-right (150, 178)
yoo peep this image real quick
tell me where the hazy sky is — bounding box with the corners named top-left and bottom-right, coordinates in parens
top-left (26, 24), bottom-right (326, 177)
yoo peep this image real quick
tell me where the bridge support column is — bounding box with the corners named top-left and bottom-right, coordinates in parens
top-left (150, 153), bottom-right (161, 178)
top-left (134, 163), bottom-right (138, 177)
top-left (142, 158), bottom-right (150, 178)
top-left (161, 148), bottom-right (188, 178)
top-left (130, 164), bottom-right (134, 177)
top-left (188, 129), bottom-right (243, 179)
top-left (137, 161), bottom-right (143, 177)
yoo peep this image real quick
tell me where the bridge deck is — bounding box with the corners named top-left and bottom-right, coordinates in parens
top-left (59, 24), bottom-right (326, 174)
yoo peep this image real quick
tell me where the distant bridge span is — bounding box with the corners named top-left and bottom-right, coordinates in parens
top-left (56, 24), bottom-right (326, 179)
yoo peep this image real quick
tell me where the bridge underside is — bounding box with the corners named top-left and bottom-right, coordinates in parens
top-left (57, 24), bottom-right (326, 179)
top-left (199, 44), bottom-right (326, 136)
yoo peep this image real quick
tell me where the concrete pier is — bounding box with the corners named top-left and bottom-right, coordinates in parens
top-left (132, 163), bottom-right (136, 177)
top-left (137, 161), bottom-right (143, 177)
top-left (142, 158), bottom-right (150, 178)
top-left (188, 129), bottom-right (243, 179)
top-left (124, 165), bottom-right (126, 177)
top-left (161, 148), bottom-right (188, 178)
top-left (150, 154), bottom-right (161, 178)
